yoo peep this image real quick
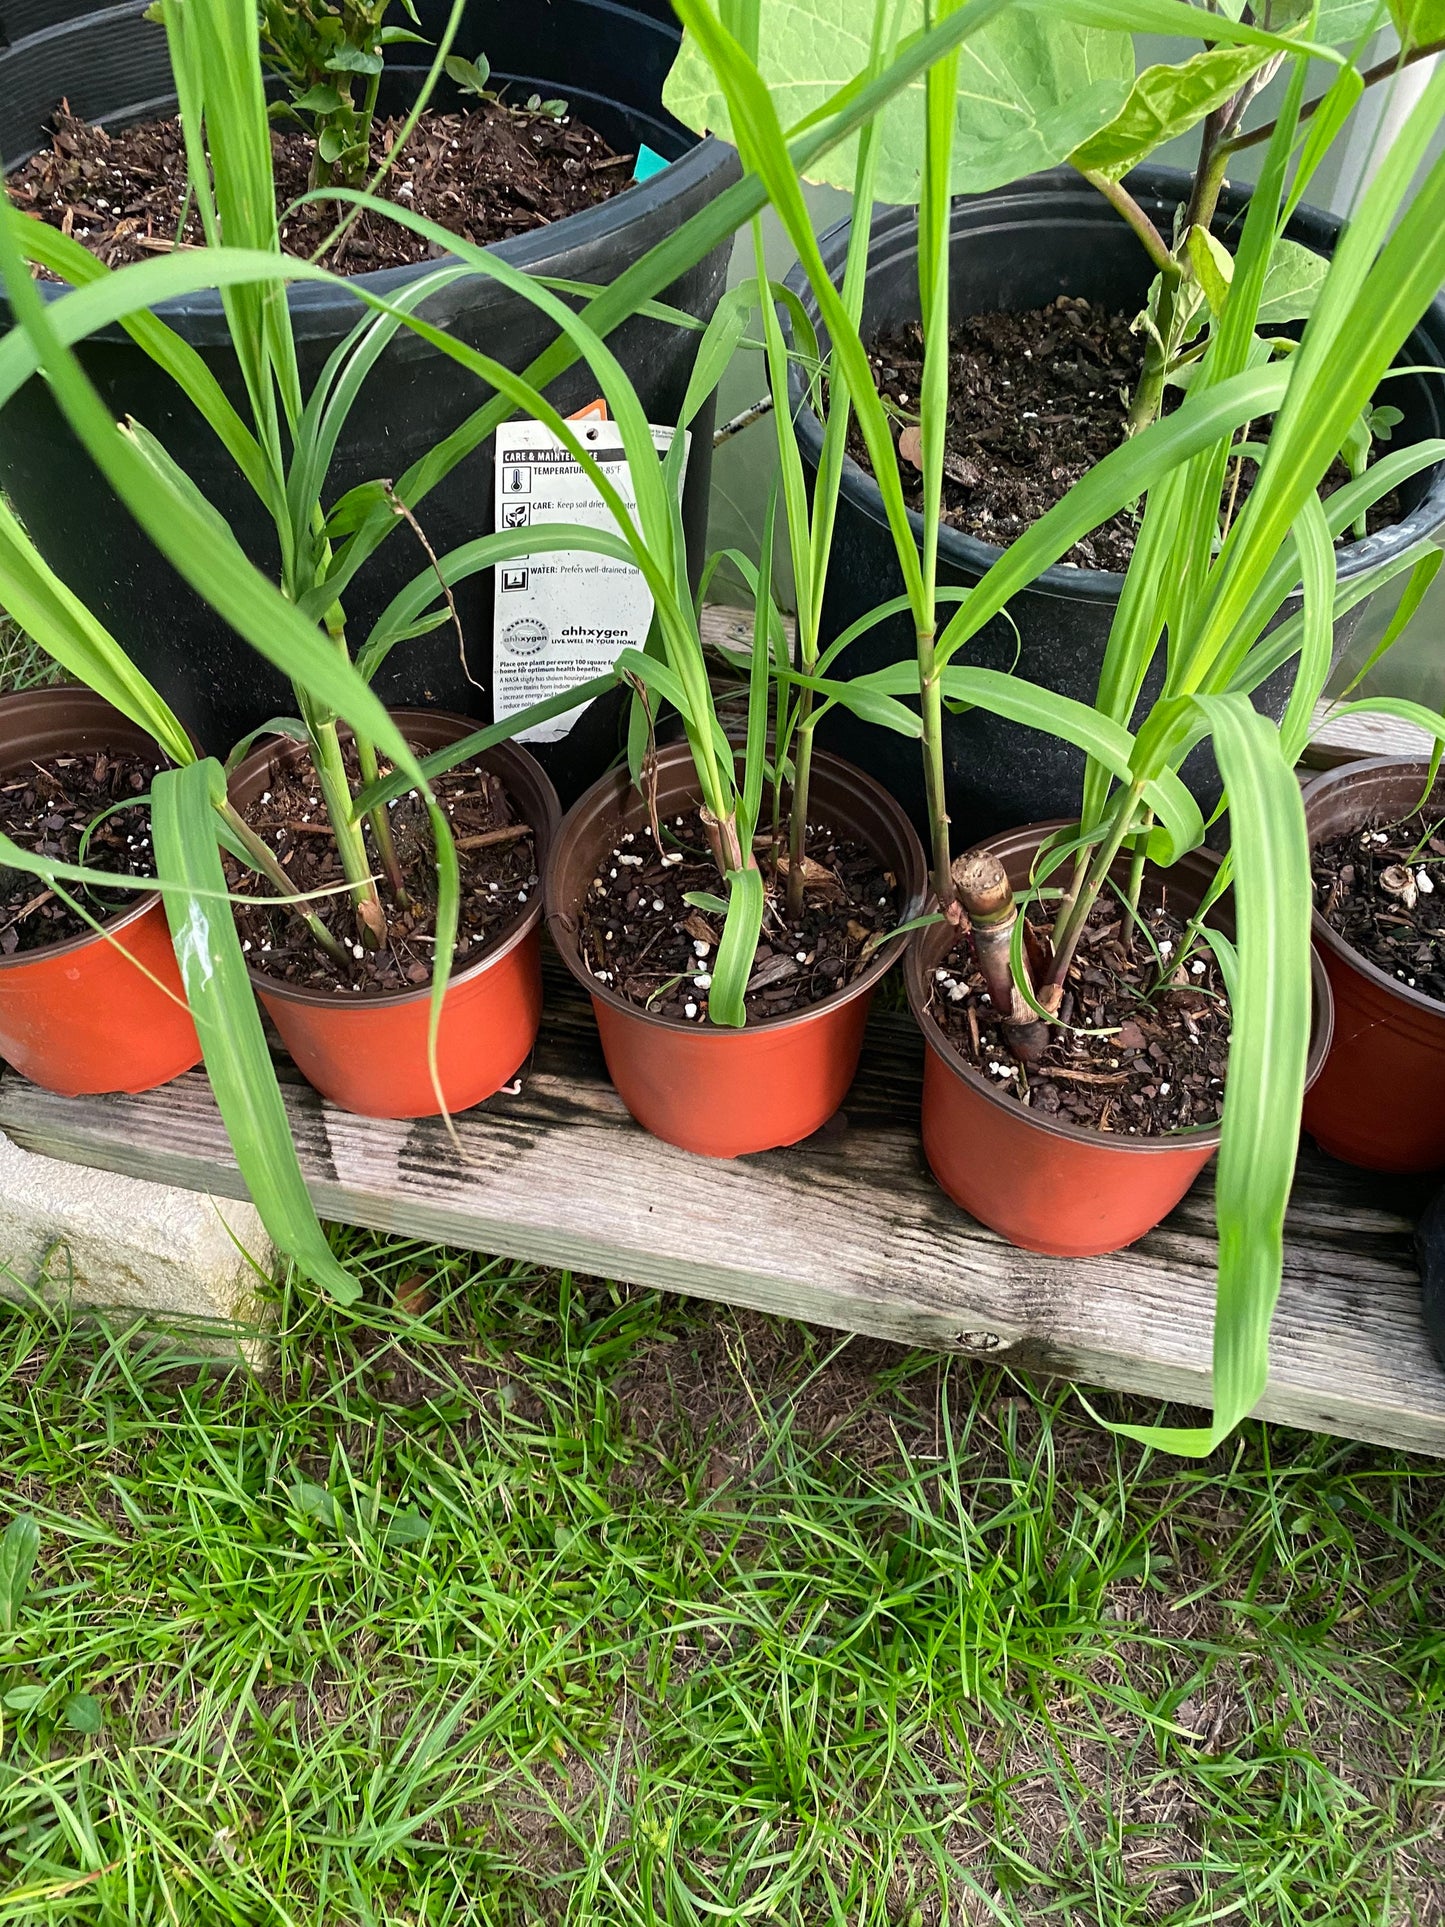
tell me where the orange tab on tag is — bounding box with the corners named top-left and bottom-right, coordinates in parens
top-left (566, 398), bottom-right (609, 423)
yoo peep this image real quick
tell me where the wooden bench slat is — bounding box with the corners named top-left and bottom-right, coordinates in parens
top-left (2, 964), bottom-right (1440, 1457)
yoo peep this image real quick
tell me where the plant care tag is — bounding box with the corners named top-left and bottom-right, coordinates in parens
top-left (492, 419), bottom-right (689, 743)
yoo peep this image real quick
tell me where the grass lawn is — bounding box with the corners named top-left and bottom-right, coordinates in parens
top-left (0, 614), bottom-right (1441, 1922)
top-left (1, 1229), bottom-right (1443, 1926)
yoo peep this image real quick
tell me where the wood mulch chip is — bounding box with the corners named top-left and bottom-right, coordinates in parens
top-left (577, 808), bottom-right (902, 1024)
top-left (1314, 804), bottom-right (1445, 1004)
top-left (855, 296), bottom-right (1403, 571)
top-left (9, 97), bottom-right (632, 277)
top-left (929, 887), bottom-right (1232, 1135)
top-left (0, 746), bottom-right (160, 953)
top-left (228, 742), bottom-right (537, 997)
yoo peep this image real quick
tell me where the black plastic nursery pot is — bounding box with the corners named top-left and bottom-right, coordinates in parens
top-left (0, 0), bottom-right (741, 803)
top-left (783, 164), bottom-right (1445, 845)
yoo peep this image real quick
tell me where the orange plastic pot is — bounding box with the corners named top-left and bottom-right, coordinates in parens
top-left (1302, 758), bottom-right (1445, 1172)
top-left (229, 713), bottom-right (559, 1119)
top-left (0, 687), bottom-right (201, 1096)
top-left (906, 823), bottom-right (1335, 1256)
top-left (545, 740), bottom-right (927, 1157)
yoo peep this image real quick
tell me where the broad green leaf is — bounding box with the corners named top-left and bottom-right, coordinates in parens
top-left (290, 82), bottom-right (343, 113)
top-left (383, 1508), bottom-right (431, 1546)
top-left (325, 45), bottom-right (384, 73)
top-left (664, 3), bottom-right (1134, 202)
top-left (444, 53), bottom-right (492, 94)
top-left (1187, 224), bottom-right (1235, 319)
top-left (3, 1684), bottom-right (48, 1713)
top-left (150, 762), bottom-right (363, 1307)
top-left (1069, 43), bottom-right (1273, 182)
top-left (0, 1515), bottom-right (41, 1634)
top-left (1317, 0), bottom-right (1390, 39)
top-left (62, 1692), bottom-right (104, 1735)
top-left (291, 1480), bottom-right (346, 1527)
top-left (1389, 0), bottom-right (1445, 47)
top-left (1256, 236), bottom-right (1329, 324)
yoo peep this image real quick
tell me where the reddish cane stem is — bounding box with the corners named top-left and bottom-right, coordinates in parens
top-left (952, 852), bottom-right (1049, 1062)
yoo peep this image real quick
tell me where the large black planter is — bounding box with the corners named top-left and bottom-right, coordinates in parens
top-left (784, 164), bottom-right (1445, 845)
top-left (0, 0), bottom-right (741, 801)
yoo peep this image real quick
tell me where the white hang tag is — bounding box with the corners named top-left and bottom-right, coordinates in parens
top-left (492, 420), bottom-right (690, 743)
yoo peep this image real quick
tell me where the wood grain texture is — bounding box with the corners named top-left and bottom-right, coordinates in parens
top-left (1304, 700), bottom-right (1437, 769)
top-left (1, 958), bottom-right (1440, 1456)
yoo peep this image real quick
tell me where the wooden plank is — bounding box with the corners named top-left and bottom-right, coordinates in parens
top-left (1304, 698), bottom-right (1436, 769)
top-left (1, 961), bottom-right (1440, 1456)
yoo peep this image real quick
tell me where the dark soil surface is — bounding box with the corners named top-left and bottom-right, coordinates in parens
top-left (229, 742), bottom-right (536, 996)
top-left (576, 809), bottom-right (902, 1024)
top-left (927, 888), bottom-right (1232, 1135)
top-left (1314, 805), bottom-right (1445, 1003)
top-left (8, 99), bottom-right (631, 276)
top-left (0, 746), bottom-right (161, 954)
top-left (856, 297), bottom-right (1402, 571)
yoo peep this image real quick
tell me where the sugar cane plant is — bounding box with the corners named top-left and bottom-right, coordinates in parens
top-left (744, 11), bottom-right (1445, 1451)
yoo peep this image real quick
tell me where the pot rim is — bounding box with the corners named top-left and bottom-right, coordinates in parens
top-left (0, 685), bottom-right (169, 971)
top-left (545, 739), bottom-right (928, 1039)
top-left (905, 819), bottom-right (1335, 1155)
top-left (231, 711), bottom-right (559, 1013)
top-left (1304, 754), bottom-right (1445, 1023)
top-left (783, 162), bottom-right (1445, 603)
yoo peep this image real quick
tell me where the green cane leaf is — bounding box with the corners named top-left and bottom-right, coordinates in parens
top-left (150, 762), bottom-right (363, 1307)
top-left (709, 866), bottom-right (766, 1029)
top-left (1111, 697), bottom-right (1314, 1458)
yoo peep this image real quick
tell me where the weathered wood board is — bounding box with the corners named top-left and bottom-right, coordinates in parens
top-left (1, 961), bottom-right (1440, 1456)
top-left (1304, 699), bottom-right (1438, 769)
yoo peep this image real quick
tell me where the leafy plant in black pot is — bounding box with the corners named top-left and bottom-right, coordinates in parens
top-left (663, 0), bottom-right (1445, 838)
top-left (0, 0), bottom-right (741, 787)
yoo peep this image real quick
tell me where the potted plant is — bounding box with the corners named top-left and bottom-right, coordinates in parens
top-left (1301, 752), bottom-right (1445, 1171)
top-left (665, 0), bottom-right (1445, 838)
top-left (0, 0), bottom-right (741, 787)
top-left (538, 182), bottom-right (928, 1155)
top-left (0, 561), bottom-right (202, 1098)
top-left (694, 4), bottom-right (1445, 1450)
